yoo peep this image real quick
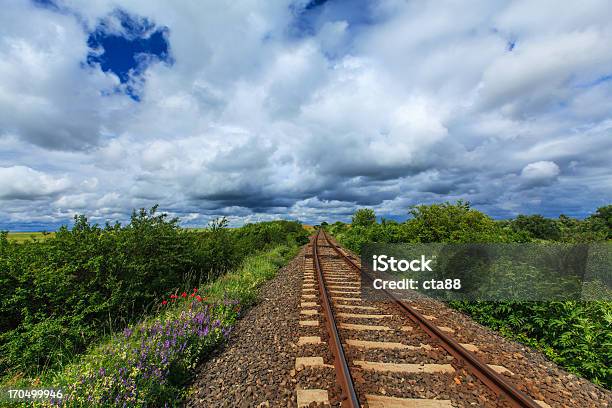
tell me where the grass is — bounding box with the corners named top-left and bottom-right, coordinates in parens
top-left (202, 244), bottom-right (295, 307)
top-left (2, 244), bottom-right (298, 407)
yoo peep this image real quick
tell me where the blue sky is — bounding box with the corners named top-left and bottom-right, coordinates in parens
top-left (86, 9), bottom-right (171, 100)
top-left (0, 0), bottom-right (611, 230)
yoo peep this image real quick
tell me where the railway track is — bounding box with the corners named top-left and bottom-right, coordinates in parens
top-left (296, 229), bottom-right (545, 408)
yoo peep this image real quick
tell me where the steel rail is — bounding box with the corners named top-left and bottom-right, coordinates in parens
top-left (312, 230), bottom-right (361, 408)
top-left (321, 230), bottom-right (541, 408)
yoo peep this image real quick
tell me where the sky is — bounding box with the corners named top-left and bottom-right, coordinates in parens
top-left (0, 0), bottom-right (611, 230)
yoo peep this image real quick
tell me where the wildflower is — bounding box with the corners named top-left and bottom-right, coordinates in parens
top-left (162, 300), bottom-right (167, 305)
top-left (194, 312), bottom-right (205, 324)
top-left (193, 288), bottom-right (198, 293)
top-left (181, 292), bottom-right (187, 298)
top-left (196, 295), bottom-right (202, 302)
top-left (222, 327), bottom-right (232, 338)
top-left (123, 327), bottom-right (133, 338)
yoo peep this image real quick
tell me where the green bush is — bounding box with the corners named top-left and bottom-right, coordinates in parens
top-left (450, 300), bottom-right (612, 388)
top-left (0, 208), bottom-right (308, 378)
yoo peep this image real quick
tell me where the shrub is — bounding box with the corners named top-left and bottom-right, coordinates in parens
top-left (0, 208), bottom-right (308, 377)
top-left (450, 300), bottom-right (612, 388)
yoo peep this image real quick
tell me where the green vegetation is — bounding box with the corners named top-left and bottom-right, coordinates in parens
top-left (7, 245), bottom-right (297, 407)
top-left (328, 202), bottom-right (612, 388)
top-left (6, 232), bottom-right (54, 243)
top-left (0, 207), bottom-right (308, 405)
top-left (452, 300), bottom-right (611, 388)
top-left (352, 208), bottom-right (376, 227)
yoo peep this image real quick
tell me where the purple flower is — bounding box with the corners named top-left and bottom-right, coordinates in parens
top-left (198, 326), bottom-right (209, 337)
top-left (194, 312), bottom-right (206, 325)
top-left (123, 327), bottom-right (133, 338)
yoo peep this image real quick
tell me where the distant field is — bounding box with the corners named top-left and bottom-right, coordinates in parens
top-left (7, 226), bottom-right (312, 241)
top-left (6, 231), bottom-right (55, 242)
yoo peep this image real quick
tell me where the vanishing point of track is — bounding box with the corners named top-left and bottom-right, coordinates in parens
top-left (305, 229), bottom-right (542, 408)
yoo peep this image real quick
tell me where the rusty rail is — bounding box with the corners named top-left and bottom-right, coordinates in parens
top-left (312, 230), bottom-right (361, 408)
top-left (321, 230), bottom-right (541, 408)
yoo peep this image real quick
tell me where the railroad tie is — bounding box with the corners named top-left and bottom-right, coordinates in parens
top-left (366, 394), bottom-right (453, 408)
top-left (297, 336), bottom-right (323, 346)
top-left (335, 304), bottom-right (378, 311)
top-left (332, 296), bottom-right (361, 301)
top-left (459, 343), bottom-right (479, 352)
top-left (488, 364), bottom-right (515, 376)
top-left (345, 339), bottom-right (432, 350)
top-left (354, 360), bottom-right (455, 374)
top-left (437, 326), bottom-right (455, 333)
top-left (339, 323), bottom-right (393, 331)
top-left (329, 290), bottom-right (361, 295)
top-left (296, 389), bottom-right (329, 407)
top-left (295, 357), bottom-right (333, 369)
top-left (337, 312), bottom-right (392, 319)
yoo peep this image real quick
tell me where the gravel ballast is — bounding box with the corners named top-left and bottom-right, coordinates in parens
top-left (186, 246), bottom-right (309, 407)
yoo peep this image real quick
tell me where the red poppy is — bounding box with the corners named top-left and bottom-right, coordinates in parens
top-left (190, 293), bottom-right (195, 298)
top-left (196, 295), bottom-right (202, 302)
top-left (181, 292), bottom-right (187, 298)
top-left (170, 294), bottom-right (177, 299)
top-left (162, 300), bottom-right (168, 305)
top-left (193, 288), bottom-right (198, 293)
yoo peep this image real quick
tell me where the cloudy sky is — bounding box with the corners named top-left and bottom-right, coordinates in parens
top-left (1, 0), bottom-right (611, 230)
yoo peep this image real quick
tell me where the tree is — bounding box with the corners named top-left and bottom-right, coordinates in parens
top-left (352, 208), bottom-right (376, 227)
top-left (587, 205), bottom-right (612, 239)
top-left (405, 201), bottom-right (509, 243)
top-left (511, 214), bottom-right (561, 241)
